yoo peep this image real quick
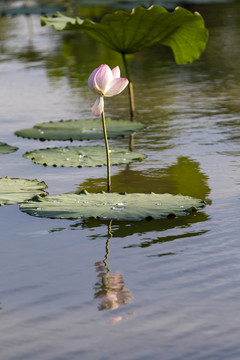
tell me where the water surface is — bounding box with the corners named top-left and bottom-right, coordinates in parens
top-left (0, 3), bottom-right (240, 360)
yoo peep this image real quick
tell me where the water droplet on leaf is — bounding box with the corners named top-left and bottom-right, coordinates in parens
top-left (111, 206), bottom-right (124, 211)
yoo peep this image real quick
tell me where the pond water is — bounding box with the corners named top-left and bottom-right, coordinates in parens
top-left (0, 2), bottom-right (240, 359)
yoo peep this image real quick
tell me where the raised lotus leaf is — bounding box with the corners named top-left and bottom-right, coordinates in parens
top-left (15, 118), bottom-right (145, 141)
top-left (0, 177), bottom-right (47, 205)
top-left (41, 6), bottom-right (208, 64)
top-left (0, 141), bottom-right (18, 155)
top-left (23, 145), bottom-right (146, 167)
top-left (20, 191), bottom-right (205, 221)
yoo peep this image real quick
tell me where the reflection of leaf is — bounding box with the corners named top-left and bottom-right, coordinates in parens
top-left (23, 145), bottom-right (146, 167)
top-left (0, 177), bottom-right (47, 205)
top-left (49, 211), bottom-right (209, 238)
top-left (164, 157), bottom-right (210, 200)
top-left (20, 191), bottom-right (205, 220)
top-left (16, 44), bottom-right (44, 64)
top-left (41, 6), bottom-right (208, 64)
top-left (79, 156), bottom-right (210, 201)
top-left (126, 229), bottom-right (208, 248)
top-left (148, 252), bottom-right (175, 258)
top-left (0, 142), bottom-right (18, 155)
top-left (15, 118), bottom-right (145, 141)
top-left (82, 212), bottom-right (209, 238)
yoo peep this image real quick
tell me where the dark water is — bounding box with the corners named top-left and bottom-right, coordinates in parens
top-left (0, 2), bottom-right (240, 359)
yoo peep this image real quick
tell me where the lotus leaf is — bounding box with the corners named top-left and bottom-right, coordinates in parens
top-left (41, 6), bottom-right (208, 64)
top-left (20, 191), bottom-right (205, 221)
top-left (0, 142), bottom-right (18, 155)
top-left (0, 177), bottom-right (47, 205)
top-left (23, 145), bottom-right (146, 167)
top-left (15, 118), bottom-right (145, 141)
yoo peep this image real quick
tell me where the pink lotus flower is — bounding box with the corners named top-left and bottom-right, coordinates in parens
top-left (88, 64), bottom-right (129, 116)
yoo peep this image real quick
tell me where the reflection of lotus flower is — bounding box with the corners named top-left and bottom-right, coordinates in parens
top-left (88, 64), bottom-right (129, 116)
top-left (97, 273), bottom-right (133, 311)
top-left (99, 292), bottom-right (119, 310)
top-left (94, 262), bottom-right (133, 311)
top-left (109, 316), bottom-right (122, 325)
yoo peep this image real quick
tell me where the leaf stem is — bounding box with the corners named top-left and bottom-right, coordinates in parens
top-left (102, 110), bottom-right (111, 192)
top-left (122, 53), bottom-right (135, 121)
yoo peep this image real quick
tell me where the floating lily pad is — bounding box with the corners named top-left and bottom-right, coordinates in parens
top-left (0, 142), bottom-right (18, 155)
top-left (0, 177), bottom-right (47, 205)
top-left (20, 191), bottom-right (205, 221)
top-left (41, 6), bottom-right (208, 64)
top-left (23, 145), bottom-right (146, 167)
top-left (15, 118), bottom-right (145, 141)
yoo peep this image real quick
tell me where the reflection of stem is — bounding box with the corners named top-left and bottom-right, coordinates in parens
top-left (103, 220), bottom-right (113, 273)
top-left (102, 109), bottom-right (111, 192)
top-left (129, 134), bottom-right (134, 152)
top-left (94, 220), bottom-right (133, 313)
top-left (121, 53), bottom-right (135, 121)
top-left (26, 16), bottom-right (34, 40)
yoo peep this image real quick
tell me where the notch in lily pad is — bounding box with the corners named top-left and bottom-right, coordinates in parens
top-left (20, 191), bottom-right (205, 221)
top-left (0, 177), bottom-right (47, 205)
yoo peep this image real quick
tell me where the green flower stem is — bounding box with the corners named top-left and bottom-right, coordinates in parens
top-left (122, 53), bottom-right (135, 151)
top-left (122, 53), bottom-right (135, 121)
top-left (102, 109), bottom-right (111, 192)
